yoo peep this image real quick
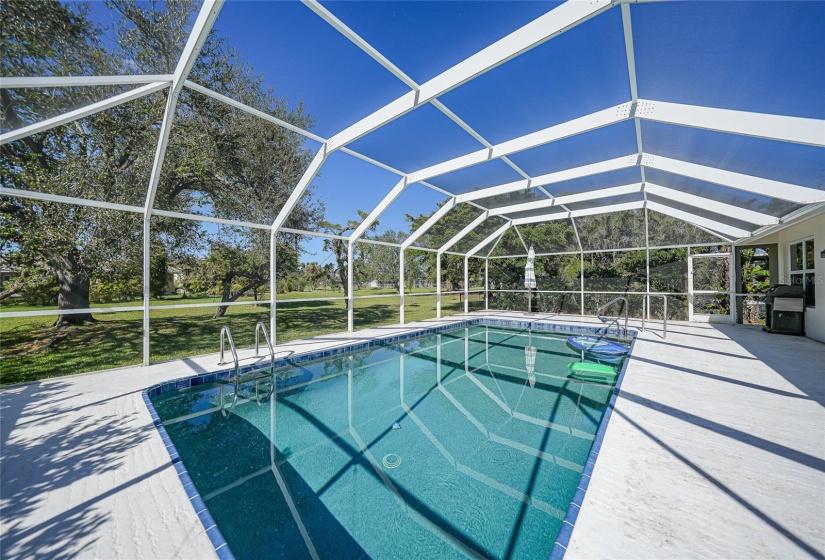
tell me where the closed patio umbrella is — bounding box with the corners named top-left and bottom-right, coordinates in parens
top-left (525, 245), bottom-right (536, 313)
top-left (525, 329), bottom-right (536, 388)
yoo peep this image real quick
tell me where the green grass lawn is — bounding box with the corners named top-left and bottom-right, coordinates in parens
top-left (0, 290), bottom-right (484, 385)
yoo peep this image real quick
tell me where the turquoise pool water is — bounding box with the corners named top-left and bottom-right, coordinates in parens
top-left (150, 325), bottom-right (627, 559)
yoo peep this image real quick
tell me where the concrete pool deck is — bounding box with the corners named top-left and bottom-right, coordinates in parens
top-left (1, 311), bottom-right (823, 559)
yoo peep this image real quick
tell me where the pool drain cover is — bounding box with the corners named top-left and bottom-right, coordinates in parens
top-left (382, 453), bottom-right (402, 469)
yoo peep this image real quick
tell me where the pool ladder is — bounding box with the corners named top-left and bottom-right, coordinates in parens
top-left (217, 322), bottom-right (276, 416)
top-left (596, 296), bottom-right (629, 338)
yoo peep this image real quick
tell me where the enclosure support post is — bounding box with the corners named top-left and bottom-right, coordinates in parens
top-left (142, 216), bottom-right (151, 365)
top-left (580, 251), bottom-right (585, 316)
top-left (570, 217), bottom-right (584, 317)
top-left (436, 253), bottom-right (442, 319)
top-left (729, 244), bottom-right (736, 325)
top-left (485, 258), bottom-right (489, 310)
top-left (687, 246), bottom-right (694, 322)
top-left (270, 231), bottom-right (277, 344)
top-left (644, 205), bottom-right (651, 320)
top-left (399, 249), bottom-right (405, 324)
top-left (464, 257), bottom-right (469, 314)
top-left (139, 0), bottom-right (224, 367)
top-left (347, 241), bottom-right (354, 331)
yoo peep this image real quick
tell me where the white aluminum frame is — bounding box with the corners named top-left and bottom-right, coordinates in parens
top-left (3, 0), bottom-right (823, 366)
top-left (0, 82), bottom-right (171, 145)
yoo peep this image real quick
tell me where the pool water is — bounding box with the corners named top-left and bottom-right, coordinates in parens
top-left (150, 325), bottom-right (627, 560)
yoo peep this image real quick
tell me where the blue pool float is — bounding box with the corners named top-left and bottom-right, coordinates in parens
top-left (566, 336), bottom-right (629, 359)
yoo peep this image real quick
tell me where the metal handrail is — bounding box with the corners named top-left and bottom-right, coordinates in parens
top-left (218, 326), bottom-right (239, 415)
top-left (596, 296), bottom-right (629, 337)
top-left (218, 325), bottom-right (239, 371)
top-left (254, 321), bottom-right (275, 361)
top-left (253, 322), bottom-right (276, 405)
top-left (642, 294), bottom-right (668, 339)
top-left (219, 324), bottom-right (277, 416)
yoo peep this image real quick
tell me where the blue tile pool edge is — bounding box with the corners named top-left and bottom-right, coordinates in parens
top-left (140, 317), bottom-right (637, 560)
top-left (547, 330), bottom-right (639, 560)
top-left (140, 389), bottom-right (235, 559)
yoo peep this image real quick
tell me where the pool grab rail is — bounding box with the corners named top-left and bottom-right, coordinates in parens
top-left (641, 294), bottom-right (668, 340)
top-left (253, 321), bottom-right (277, 403)
top-left (218, 325), bottom-right (239, 374)
top-left (255, 321), bottom-right (275, 362)
top-left (218, 326), bottom-right (239, 415)
top-left (217, 323), bottom-right (276, 415)
top-left (596, 296), bottom-right (629, 338)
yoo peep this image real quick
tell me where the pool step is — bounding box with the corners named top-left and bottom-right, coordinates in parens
top-left (218, 322), bottom-right (276, 415)
top-left (230, 367), bottom-right (275, 382)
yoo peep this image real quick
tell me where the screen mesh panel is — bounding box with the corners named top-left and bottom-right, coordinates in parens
top-left (647, 210), bottom-right (727, 247)
top-left (3, 92), bottom-right (166, 205)
top-left (576, 210), bottom-right (646, 251)
top-left (412, 204), bottom-right (485, 250)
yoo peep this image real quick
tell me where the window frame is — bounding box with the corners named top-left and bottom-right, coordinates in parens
top-left (789, 237), bottom-right (816, 308)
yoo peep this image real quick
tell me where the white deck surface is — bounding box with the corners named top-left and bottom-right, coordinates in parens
top-left (1, 312), bottom-right (823, 559)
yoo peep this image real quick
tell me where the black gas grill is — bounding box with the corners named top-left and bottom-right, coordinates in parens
top-left (761, 284), bottom-right (805, 335)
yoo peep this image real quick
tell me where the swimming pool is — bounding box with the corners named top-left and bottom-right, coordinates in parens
top-left (146, 321), bottom-right (633, 559)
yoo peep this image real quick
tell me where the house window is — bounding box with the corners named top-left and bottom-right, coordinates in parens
top-left (790, 239), bottom-right (816, 307)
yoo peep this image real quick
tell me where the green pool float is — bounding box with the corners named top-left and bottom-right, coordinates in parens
top-left (568, 362), bottom-right (618, 383)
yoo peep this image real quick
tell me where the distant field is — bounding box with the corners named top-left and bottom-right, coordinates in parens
top-left (0, 290), bottom-right (483, 385)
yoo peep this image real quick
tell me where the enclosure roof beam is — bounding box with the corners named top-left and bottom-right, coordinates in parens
top-left (644, 200), bottom-right (747, 239)
top-left (350, 176), bottom-right (409, 242)
top-left (438, 211), bottom-right (490, 254)
top-left (183, 81), bottom-right (411, 183)
top-left (466, 223), bottom-right (513, 258)
top-left (300, 0), bottom-right (418, 90)
top-left (743, 202), bottom-right (825, 244)
top-left (484, 226), bottom-right (510, 258)
top-left (270, 145), bottom-right (329, 231)
top-left (325, 0), bottom-right (615, 150)
top-left (643, 183), bottom-right (780, 225)
top-left (143, 0), bottom-right (225, 212)
top-left (301, 0), bottom-right (533, 196)
top-left (0, 75), bottom-right (174, 88)
top-left (506, 197), bottom-right (745, 243)
top-left (636, 100), bottom-right (825, 147)
top-left (428, 101), bottom-right (535, 181)
top-left (512, 201), bottom-right (644, 226)
top-left (398, 97), bottom-right (823, 190)
top-left (401, 198), bottom-right (457, 249)
top-left (0, 186), bottom-right (144, 214)
top-left (151, 208), bottom-right (272, 231)
top-left (408, 103), bottom-right (633, 183)
top-left (0, 82), bottom-right (170, 145)
top-left (404, 98), bottom-right (824, 188)
top-left (622, 1), bottom-right (646, 189)
top-left (489, 183), bottom-right (644, 216)
top-left (642, 153), bottom-right (825, 204)
top-left (621, 4), bottom-right (638, 103)
top-left (171, 3), bottom-right (224, 96)
top-left (456, 155), bottom-right (639, 203)
top-left (184, 81), bottom-right (327, 143)
top-left (512, 225), bottom-right (530, 253)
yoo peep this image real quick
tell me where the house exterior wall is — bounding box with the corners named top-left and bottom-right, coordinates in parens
top-left (754, 211), bottom-right (825, 343)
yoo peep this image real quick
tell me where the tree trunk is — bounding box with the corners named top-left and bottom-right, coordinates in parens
top-left (54, 268), bottom-right (94, 326)
top-left (214, 278), bottom-right (261, 319)
top-left (334, 263), bottom-right (349, 298)
top-left (331, 239), bottom-right (349, 298)
top-left (214, 277), bottom-right (234, 319)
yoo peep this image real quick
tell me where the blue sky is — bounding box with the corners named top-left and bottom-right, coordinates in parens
top-left (86, 1), bottom-right (825, 262)
top-left (209, 0), bottom-right (824, 230)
